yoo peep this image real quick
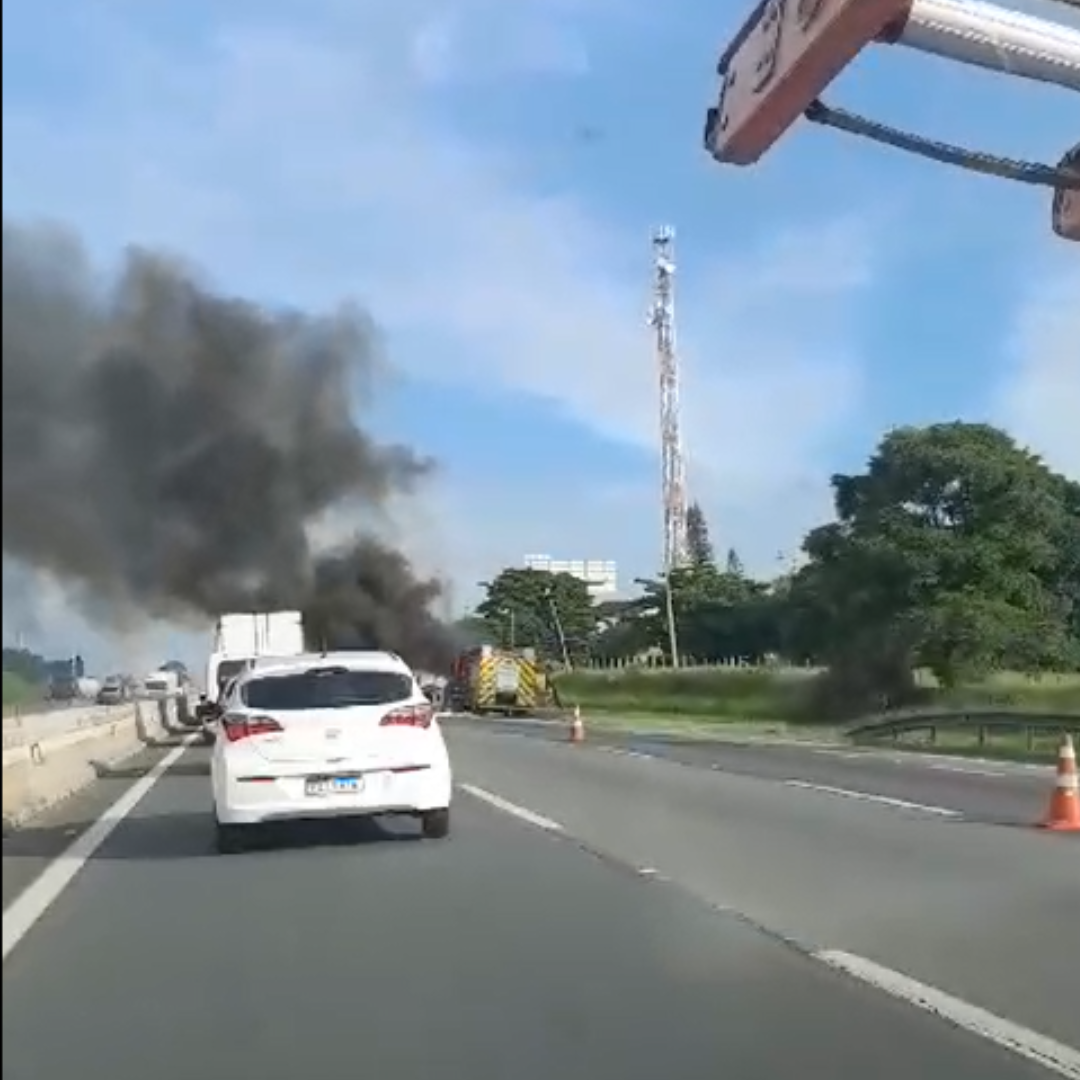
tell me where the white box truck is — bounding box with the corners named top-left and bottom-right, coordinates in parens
top-left (144, 669), bottom-right (180, 699)
top-left (197, 611), bottom-right (305, 741)
top-left (204, 611), bottom-right (306, 702)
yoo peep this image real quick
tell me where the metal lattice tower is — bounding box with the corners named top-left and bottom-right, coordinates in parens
top-left (648, 227), bottom-right (689, 571)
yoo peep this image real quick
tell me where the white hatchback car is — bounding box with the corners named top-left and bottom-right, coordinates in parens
top-left (210, 651), bottom-right (452, 853)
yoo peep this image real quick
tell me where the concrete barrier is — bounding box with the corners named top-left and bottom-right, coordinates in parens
top-left (2, 704), bottom-right (120, 751)
top-left (2, 699), bottom-right (184, 830)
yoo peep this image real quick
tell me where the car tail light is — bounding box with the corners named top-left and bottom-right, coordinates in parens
top-left (380, 704), bottom-right (433, 729)
top-left (222, 714), bottom-right (283, 742)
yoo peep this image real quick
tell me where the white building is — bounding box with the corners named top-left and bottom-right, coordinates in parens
top-left (523, 555), bottom-right (619, 600)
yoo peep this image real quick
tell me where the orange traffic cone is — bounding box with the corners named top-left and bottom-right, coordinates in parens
top-left (568, 705), bottom-right (585, 744)
top-left (1040, 734), bottom-right (1080, 832)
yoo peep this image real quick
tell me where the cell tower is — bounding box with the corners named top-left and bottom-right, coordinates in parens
top-left (648, 227), bottom-right (690, 571)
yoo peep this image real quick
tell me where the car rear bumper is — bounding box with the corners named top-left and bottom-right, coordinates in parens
top-left (214, 763), bottom-right (452, 826)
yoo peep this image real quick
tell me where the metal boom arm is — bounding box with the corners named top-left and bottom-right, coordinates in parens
top-left (703, 0), bottom-right (1080, 239)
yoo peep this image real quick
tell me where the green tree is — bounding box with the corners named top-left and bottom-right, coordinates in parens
top-left (1049, 473), bottom-right (1080, 661)
top-left (686, 502), bottom-right (716, 568)
top-left (2, 647), bottom-right (48, 685)
top-left (589, 598), bottom-right (655, 660)
top-left (679, 564), bottom-right (780, 662)
top-left (625, 563), bottom-right (782, 663)
top-left (465, 424), bottom-right (1078, 688)
top-left (799, 422), bottom-right (1078, 689)
top-left (477, 568), bottom-right (597, 661)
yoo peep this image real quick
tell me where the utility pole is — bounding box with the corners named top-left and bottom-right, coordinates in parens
top-left (648, 227), bottom-right (689, 667)
top-left (544, 588), bottom-right (572, 670)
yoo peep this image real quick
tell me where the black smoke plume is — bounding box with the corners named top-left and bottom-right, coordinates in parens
top-left (2, 220), bottom-right (455, 669)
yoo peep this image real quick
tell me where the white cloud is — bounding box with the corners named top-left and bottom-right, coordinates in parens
top-left (3, 0), bottom-right (877, 631)
top-left (412, 7), bottom-right (590, 84)
top-left (994, 251), bottom-right (1080, 478)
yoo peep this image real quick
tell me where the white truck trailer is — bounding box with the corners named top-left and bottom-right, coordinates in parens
top-left (204, 611), bottom-right (306, 704)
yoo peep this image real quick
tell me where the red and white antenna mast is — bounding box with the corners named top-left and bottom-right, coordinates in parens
top-left (648, 226), bottom-right (690, 573)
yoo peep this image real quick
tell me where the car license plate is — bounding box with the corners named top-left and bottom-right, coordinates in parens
top-left (305, 776), bottom-right (364, 796)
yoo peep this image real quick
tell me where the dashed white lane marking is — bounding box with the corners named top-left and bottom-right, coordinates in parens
top-left (929, 762), bottom-right (1008, 778)
top-left (784, 780), bottom-right (960, 817)
top-left (808, 746), bottom-right (1047, 774)
top-left (816, 951), bottom-right (1080, 1078)
top-left (596, 739), bottom-right (1038, 783)
top-left (597, 746), bottom-right (656, 763)
top-left (4, 736), bottom-right (197, 962)
top-left (454, 779), bottom-right (1079, 1073)
top-left (458, 784), bottom-right (564, 832)
top-left (591, 743), bottom-right (1009, 796)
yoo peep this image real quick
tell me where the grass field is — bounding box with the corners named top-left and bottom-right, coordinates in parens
top-left (554, 665), bottom-right (1080, 725)
top-left (548, 665), bottom-right (1079, 763)
top-left (2, 671), bottom-right (43, 716)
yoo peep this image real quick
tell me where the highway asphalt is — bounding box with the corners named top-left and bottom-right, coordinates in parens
top-left (460, 715), bottom-right (1059, 824)
top-left (3, 724), bottom-right (1077, 1080)
top-left (447, 719), bottom-right (1079, 1047)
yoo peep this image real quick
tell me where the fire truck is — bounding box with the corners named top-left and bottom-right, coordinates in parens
top-left (448, 645), bottom-right (555, 716)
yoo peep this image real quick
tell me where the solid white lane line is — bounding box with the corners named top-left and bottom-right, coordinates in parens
top-left (784, 779), bottom-right (960, 817)
top-left (458, 784), bottom-right (564, 832)
top-left (816, 950), bottom-right (1080, 1079)
top-left (3, 737), bottom-right (196, 962)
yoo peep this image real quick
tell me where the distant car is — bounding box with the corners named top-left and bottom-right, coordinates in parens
top-left (47, 676), bottom-right (79, 702)
top-left (96, 678), bottom-right (126, 705)
top-left (209, 651), bottom-right (453, 853)
top-left (143, 671), bottom-right (179, 699)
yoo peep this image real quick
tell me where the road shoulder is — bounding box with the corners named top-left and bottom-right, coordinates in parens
top-left (3, 739), bottom-right (188, 910)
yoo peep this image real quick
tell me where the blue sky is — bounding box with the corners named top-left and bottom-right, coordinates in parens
top-left (3, 0), bottom-right (1078, 671)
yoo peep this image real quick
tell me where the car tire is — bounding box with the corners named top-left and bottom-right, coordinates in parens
top-left (420, 807), bottom-right (451, 839)
top-left (215, 822), bottom-right (246, 854)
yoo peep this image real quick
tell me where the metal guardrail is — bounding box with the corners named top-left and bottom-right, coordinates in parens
top-left (846, 706), bottom-right (1080, 752)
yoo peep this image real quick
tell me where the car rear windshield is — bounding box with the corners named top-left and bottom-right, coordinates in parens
top-left (242, 667), bottom-right (413, 711)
